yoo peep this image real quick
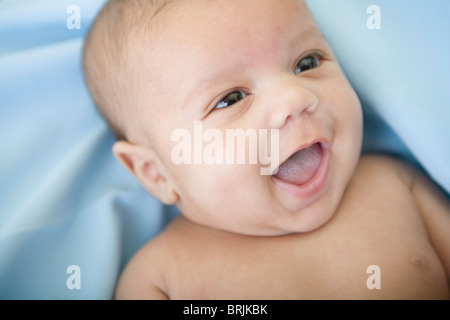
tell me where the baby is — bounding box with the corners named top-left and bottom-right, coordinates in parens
top-left (83, 0), bottom-right (450, 299)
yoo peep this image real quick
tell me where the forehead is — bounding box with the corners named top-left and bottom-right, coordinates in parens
top-left (138, 0), bottom-right (322, 114)
top-left (162, 0), bottom-right (318, 57)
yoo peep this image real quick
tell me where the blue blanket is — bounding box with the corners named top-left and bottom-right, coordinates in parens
top-left (0, 0), bottom-right (448, 299)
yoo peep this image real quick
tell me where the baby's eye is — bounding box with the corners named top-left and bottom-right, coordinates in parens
top-left (294, 55), bottom-right (320, 75)
top-left (215, 91), bottom-right (247, 110)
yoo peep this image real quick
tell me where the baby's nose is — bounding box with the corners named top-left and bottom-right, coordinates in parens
top-left (262, 76), bottom-right (318, 129)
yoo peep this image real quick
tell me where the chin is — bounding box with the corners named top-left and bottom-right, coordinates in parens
top-left (286, 177), bottom-right (345, 234)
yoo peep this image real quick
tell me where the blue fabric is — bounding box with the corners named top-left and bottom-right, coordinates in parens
top-left (0, 0), bottom-right (448, 299)
top-left (0, 0), bottom-right (178, 299)
top-left (306, 0), bottom-right (450, 192)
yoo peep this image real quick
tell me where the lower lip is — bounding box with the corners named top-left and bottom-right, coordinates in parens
top-left (272, 142), bottom-right (330, 198)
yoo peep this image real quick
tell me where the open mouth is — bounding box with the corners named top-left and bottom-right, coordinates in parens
top-left (272, 141), bottom-right (330, 197)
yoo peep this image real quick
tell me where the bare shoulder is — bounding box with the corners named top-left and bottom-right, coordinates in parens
top-left (355, 153), bottom-right (416, 188)
top-left (114, 225), bottom-right (177, 300)
top-left (358, 154), bottom-right (450, 278)
top-left (358, 153), bottom-right (412, 171)
top-left (358, 153), bottom-right (448, 196)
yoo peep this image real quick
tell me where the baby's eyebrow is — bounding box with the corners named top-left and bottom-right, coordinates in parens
top-left (289, 26), bottom-right (327, 49)
top-left (182, 64), bottom-right (244, 109)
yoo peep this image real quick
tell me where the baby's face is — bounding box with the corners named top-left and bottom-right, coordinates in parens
top-left (136, 0), bottom-right (363, 236)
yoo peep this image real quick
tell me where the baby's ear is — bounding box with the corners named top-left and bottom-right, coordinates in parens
top-left (112, 141), bottom-right (179, 205)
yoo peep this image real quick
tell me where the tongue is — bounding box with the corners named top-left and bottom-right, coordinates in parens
top-left (274, 143), bottom-right (322, 185)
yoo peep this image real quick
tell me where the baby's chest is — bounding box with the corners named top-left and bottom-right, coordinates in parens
top-left (167, 202), bottom-right (448, 299)
top-left (170, 238), bottom-right (447, 300)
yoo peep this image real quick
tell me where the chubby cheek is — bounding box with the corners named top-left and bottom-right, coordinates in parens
top-left (173, 163), bottom-right (270, 224)
top-left (194, 164), bottom-right (261, 201)
top-left (343, 91), bottom-right (363, 153)
top-left (329, 85), bottom-right (363, 181)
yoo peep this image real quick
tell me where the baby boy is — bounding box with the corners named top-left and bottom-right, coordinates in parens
top-left (83, 0), bottom-right (450, 299)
